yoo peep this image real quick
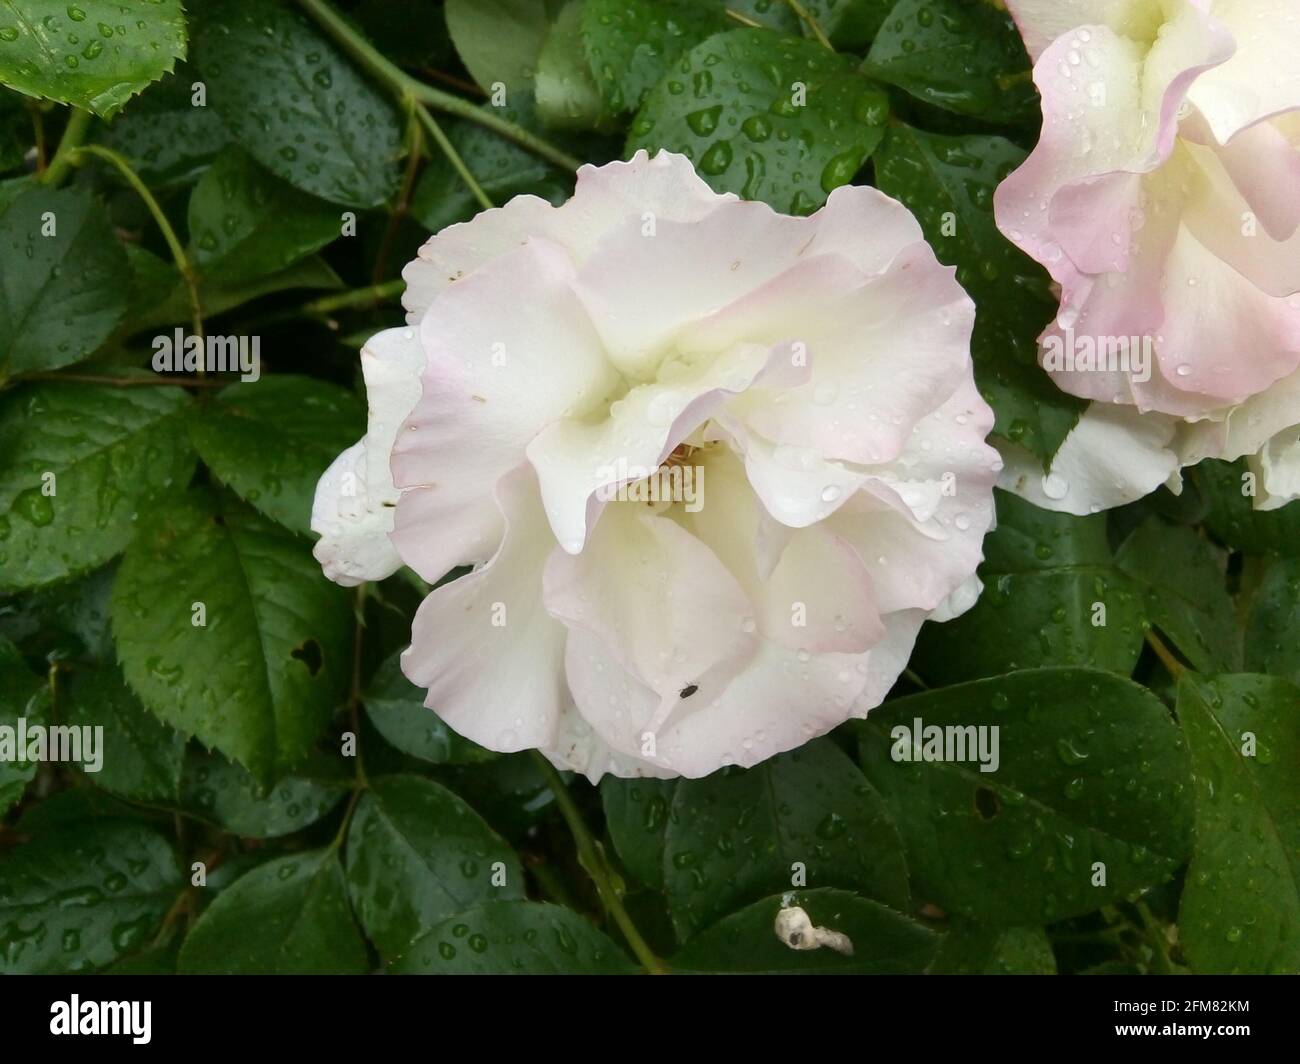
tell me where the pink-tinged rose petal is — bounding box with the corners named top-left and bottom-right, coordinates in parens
top-left (316, 150), bottom-right (998, 779)
top-left (401, 465), bottom-right (565, 753)
top-left (543, 499), bottom-right (758, 706)
top-left (310, 327), bottom-right (424, 586)
top-left (391, 239), bottom-right (618, 580)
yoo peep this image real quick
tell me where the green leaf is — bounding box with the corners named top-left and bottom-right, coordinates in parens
top-left (1196, 458), bottom-right (1300, 558)
top-left (864, 0), bottom-right (1037, 122)
top-left (1115, 518), bottom-right (1241, 674)
top-left (390, 899), bottom-right (636, 973)
top-left (0, 380), bottom-right (195, 592)
top-left (1245, 558), bottom-right (1300, 683)
top-left (858, 668), bottom-right (1195, 925)
top-left (194, 0), bottom-right (401, 207)
top-left (802, 0), bottom-right (893, 49)
top-left (0, 0), bottom-right (186, 116)
top-left (601, 776), bottom-right (675, 890)
top-left (188, 375), bottom-right (364, 535)
top-left (628, 28), bottom-right (888, 215)
top-left (345, 774), bottom-right (524, 960)
top-left (579, 0), bottom-right (727, 114)
top-left (61, 662), bottom-right (185, 802)
top-left (914, 491), bottom-right (1145, 682)
top-left (0, 564), bottom-right (116, 663)
top-left (1177, 674), bottom-right (1300, 974)
top-left (179, 747), bottom-right (348, 838)
top-left (410, 93), bottom-right (576, 234)
top-left (672, 889), bottom-right (939, 974)
top-left (0, 185), bottom-right (128, 375)
top-left (96, 61), bottom-right (232, 186)
top-left (929, 923), bottom-right (1057, 974)
top-left (444, 0), bottom-right (551, 96)
top-left (132, 253), bottom-right (343, 331)
top-left (0, 820), bottom-right (180, 973)
top-left (0, 635), bottom-right (47, 815)
top-left (663, 737), bottom-right (909, 940)
top-left (188, 147), bottom-right (340, 284)
top-left (873, 124), bottom-right (1085, 464)
top-left (535, 0), bottom-right (613, 131)
top-left (111, 488), bottom-right (352, 782)
top-left (178, 849), bottom-right (368, 974)
top-left (363, 650), bottom-right (495, 765)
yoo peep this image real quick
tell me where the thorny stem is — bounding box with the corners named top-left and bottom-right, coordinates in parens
top-left (295, 0), bottom-right (583, 173)
top-left (531, 753), bottom-right (668, 975)
top-left (69, 144), bottom-right (205, 351)
top-left (39, 106), bottom-right (92, 186)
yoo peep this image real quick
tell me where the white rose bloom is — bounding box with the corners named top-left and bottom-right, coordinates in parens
top-left (312, 150), bottom-right (1000, 780)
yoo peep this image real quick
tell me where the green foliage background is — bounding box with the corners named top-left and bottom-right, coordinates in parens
top-left (0, 0), bottom-right (1296, 976)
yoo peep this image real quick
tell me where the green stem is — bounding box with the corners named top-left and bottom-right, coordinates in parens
top-left (531, 753), bottom-right (667, 974)
top-left (1144, 628), bottom-right (1186, 681)
top-left (69, 144), bottom-right (204, 346)
top-left (784, 0), bottom-right (833, 49)
top-left (1134, 900), bottom-right (1176, 975)
top-left (295, 0), bottom-right (583, 173)
top-left (415, 104), bottom-right (493, 212)
top-left (40, 107), bottom-right (93, 186)
top-left (16, 371), bottom-right (223, 389)
top-left (724, 8), bottom-right (764, 28)
top-left (308, 278), bottom-right (406, 316)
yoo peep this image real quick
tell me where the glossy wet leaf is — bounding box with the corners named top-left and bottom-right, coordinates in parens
top-left (663, 737), bottom-right (909, 940)
top-left (178, 849), bottom-right (367, 974)
top-left (579, 0), bottom-right (727, 114)
top-left (629, 28), bottom-right (888, 215)
top-left (672, 889), bottom-right (939, 974)
top-left (601, 776), bottom-right (676, 890)
top-left (1177, 674), bottom-right (1300, 974)
top-left (0, 820), bottom-right (180, 973)
top-left (1195, 459), bottom-right (1300, 559)
top-left (96, 61), bottom-right (232, 186)
top-left (914, 491), bottom-right (1145, 683)
top-left (802, 0), bottom-right (893, 49)
top-left (536, 0), bottom-right (612, 131)
top-left (363, 651), bottom-right (495, 765)
top-left (0, 380), bottom-right (195, 592)
top-left (874, 124), bottom-right (1084, 465)
top-left (444, 0), bottom-right (551, 97)
top-left (188, 375), bottom-right (364, 535)
top-left (390, 899), bottom-right (636, 974)
top-left (1244, 558), bottom-right (1300, 684)
top-left (61, 662), bottom-right (185, 802)
top-left (111, 488), bottom-right (352, 782)
top-left (0, 0), bottom-right (186, 116)
top-left (345, 774), bottom-right (524, 960)
top-left (0, 185), bottom-right (128, 376)
top-left (0, 564), bottom-right (116, 663)
top-left (179, 746), bottom-right (348, 838)
top-left (858, 668), bottom-right (1195, 925)
top-left (864, 0), bottom-right (1037, 122)
top-left (1115, 518), bottom-right (1240, 674)
top-left (194, 0), bottom-right (401, 207)
top-left (188, 147), bottom-right (340, 284)
top-left (929, 922), bottom-right (1057, 974)
top-left (0, 635), bottom-right (47, 815)
top-left (410, 93), bottom-right (577, 234)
